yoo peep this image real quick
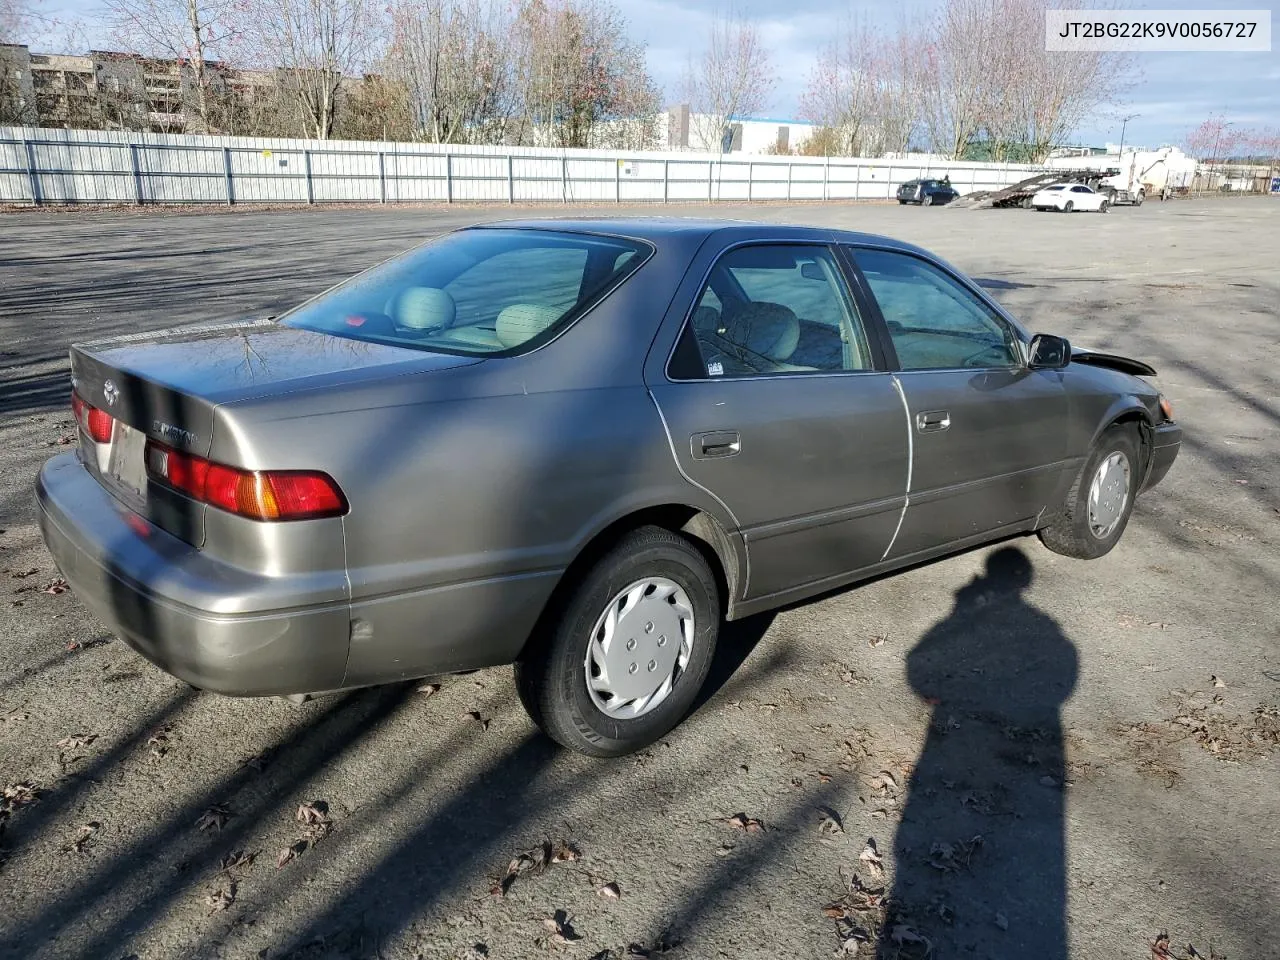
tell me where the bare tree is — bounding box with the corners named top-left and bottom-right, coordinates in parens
top-left (511, 0), bottom-right (660, 149)
top-left (683, 9), bottom-right (773, 154)
top-left (800, 13), bottom-right (922, 158)
top-left (239, 0), bottom-right (387, 139)
top-left (385, 0), bottom-right (513, 144)
top-left (99, 0), bottom-right (241, 133)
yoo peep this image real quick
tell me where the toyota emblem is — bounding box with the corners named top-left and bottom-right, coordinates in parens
top-left (103, 379), bottom-right (119, 406)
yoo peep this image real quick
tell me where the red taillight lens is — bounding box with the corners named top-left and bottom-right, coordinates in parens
top-left (145, 440), bottom-right (347, 522)
top-left (71, 391), bottom-right (115, 443)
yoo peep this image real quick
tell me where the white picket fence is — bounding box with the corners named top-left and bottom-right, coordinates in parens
top-left (0, 126), bottom-right (1045, 206)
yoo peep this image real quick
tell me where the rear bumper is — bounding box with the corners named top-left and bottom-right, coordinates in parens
top-left (1141, 421), bottom-right (1182, 492)
top-left (36, 454), bottom-right (352, 696)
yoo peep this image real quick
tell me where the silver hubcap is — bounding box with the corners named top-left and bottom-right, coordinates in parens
top-left (584, 577), bottom-right (694, 719)
top-left (1088, 451), bottom-right (1131, 539)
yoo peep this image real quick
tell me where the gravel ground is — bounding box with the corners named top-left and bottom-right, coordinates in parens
top-left (0, 197), bottom-right (1277, 960)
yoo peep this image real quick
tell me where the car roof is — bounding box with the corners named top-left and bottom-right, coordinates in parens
top-left (466, 216), bottom-right (932, 257)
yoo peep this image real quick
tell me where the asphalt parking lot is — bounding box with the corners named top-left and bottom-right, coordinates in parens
top-left (1, 197), bottom-right (1277, 960)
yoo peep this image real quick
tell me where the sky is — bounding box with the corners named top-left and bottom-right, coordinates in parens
top-left (25, 0), bottom-right (1280, 149)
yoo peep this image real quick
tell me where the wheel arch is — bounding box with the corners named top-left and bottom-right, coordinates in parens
top-left (515, 503), bottom-right (745, 662)
top-left (1094, 401), bottom-right (1155, 479)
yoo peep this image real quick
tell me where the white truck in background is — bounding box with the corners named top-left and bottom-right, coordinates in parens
top-left (1046, 146), bottom-right (1199, 205)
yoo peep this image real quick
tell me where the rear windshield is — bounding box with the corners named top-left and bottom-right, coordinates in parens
top-left (280, 228), bottom-right (651, 356)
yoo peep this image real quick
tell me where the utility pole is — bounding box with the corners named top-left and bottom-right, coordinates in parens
top-left (1118, 113), bottom-right (1139, 190)
top-left (1210, 120), bottom-right (1234, 191)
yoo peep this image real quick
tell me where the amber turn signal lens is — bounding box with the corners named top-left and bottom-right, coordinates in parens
top-left (1158, 395), bottom-right (1174, 422)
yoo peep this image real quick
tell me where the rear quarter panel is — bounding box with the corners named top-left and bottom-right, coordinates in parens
top-left (212, 231), bottom-right (732, 684)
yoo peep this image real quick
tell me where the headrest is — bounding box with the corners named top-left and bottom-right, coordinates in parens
top-left (727, 301), bottom-right (800, 362)
top-left (495, 303), bottom-right (563, 348)
top-left (395, 287), bottom-right (456, 332)
top-left (691, 305), bottom-right (721, 332)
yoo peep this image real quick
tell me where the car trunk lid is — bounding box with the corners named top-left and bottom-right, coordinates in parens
top-left (69, 319), bottom-right (480, 545)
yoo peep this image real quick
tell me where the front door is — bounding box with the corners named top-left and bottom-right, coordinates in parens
top-left (648, 242), bottom-right (910, 601)
top-left (846, 246), bottom-right (1070, 559)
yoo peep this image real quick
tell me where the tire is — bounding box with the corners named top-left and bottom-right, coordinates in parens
top-left (1099, 199), bottom-right (1109, 213)
top-left (1135, 191), bottom-right (1144, 206)
top-left (921, 194), bottom-right (934, 207)
top-left (1038, 425), bottom-right (1141, 560)
top-left (1063, 201), bottom-right (1074, 213)
top-left (898, 199), bottom-right (908, 205)
top-left (514, 526), bottom-right (721, 757)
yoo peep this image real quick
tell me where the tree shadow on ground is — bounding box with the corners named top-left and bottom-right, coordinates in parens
top-left (879, 546), bottom-right (1077, 959)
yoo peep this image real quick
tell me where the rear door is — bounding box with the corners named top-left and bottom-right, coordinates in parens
top-left (647, 241), bottom-right (910, 602)
top-left (844, 245), bottom-right (1070, 559)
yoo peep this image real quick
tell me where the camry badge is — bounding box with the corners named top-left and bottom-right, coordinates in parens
top-left (103, 379), bottom-right (119, 406)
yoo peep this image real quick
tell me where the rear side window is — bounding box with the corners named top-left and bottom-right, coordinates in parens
top-left (672, 244), bottom-right (874, 378)
top-left (281, 228), bottom-right (650, 356)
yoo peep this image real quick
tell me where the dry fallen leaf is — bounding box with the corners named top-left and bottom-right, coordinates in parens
top-left (1211, 676), bottom-right (1227, 688)
top-left (542, 910), bottom-right (581, 944)
top-left (2, 781), bottom-right (40, 812)
top-left (42, 579), bottom-right (69, 595)
top-left (1151, 932), bottom-right (1172, 959)
top-left (858, 839), bottom-right (884, 878)
top-left (56, 733), bottom-right (97, 751)
top-left (195, 804), bottom-right (231, 832)
top-left (462, 710), bottom-right (490, 731)
top-left (416, 682), bottom-right (441, 696)
top-left (295, 800), bottom-right (329, 825)
top-left (66, 820), bottom-right (100, 853)
top-left (203, 882), bottom-right (237, 915)
top-left (868, 634), bottom-right (887, 648)
top-left (818, 811), bottom-right (844, 836)
top-left (597, 881), bottom-right (622, 900)
top-left (220, 849), bottom-right (258, 872)
top-left (276, 841), bottom-right (306, 869)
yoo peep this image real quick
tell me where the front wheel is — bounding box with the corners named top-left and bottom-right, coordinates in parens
top-left (515, 526), bottom-right (721, 757)
top-left (921, 194), bottom-right (934, 207)
top-left (1038, 426), bottom-right (1141, 559)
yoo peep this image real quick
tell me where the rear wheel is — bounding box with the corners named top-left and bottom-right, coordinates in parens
top-left (1063, 200), bottom-right (1074, 213)
top-left (1135, 190), bottom-right (1145, 206)
top-left (898, 199), bottom-right (908, 205)
top-left (1038, 425), bottom-right (1141, 559)
top-left (1099, 199), bottom-right (1109, 213)
top-left (515, 526), bottom-right (721, 757)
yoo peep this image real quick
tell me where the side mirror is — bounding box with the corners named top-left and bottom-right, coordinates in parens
top-left (1028, 333), bottom-right (1071, 369)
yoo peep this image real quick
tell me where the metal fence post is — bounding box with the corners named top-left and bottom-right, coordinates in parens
top-left (129, 143), bottom-right (144, 205)
top-left (222, 146), bottom-right (234, 205)
top-left (445, 153), bottom-right (453, 202)
top-left (747, 162), bottom-right (753, 202)
top-left (303, 149), bottom-right (314, 204)
top-left (378, 151), bottom-right (387, 203)
top-left (823, 157), bottom-right (830, 201)
top-left (787, 162), bottom-right (793, 201)
top-left (561, 155), bottom-right (568, 203)
top-left (854, 163), bottom-right (862, 201)
top-left (663, 159), bottom-right (669, 203)
top-left (615, 158), bottom-right (621, 203)
top-left (22, 138), bottom-right (41, 206)
top-left (508, 155), bottom-right (515, 203)
top-left (708, 159), bottom-right (714, 202)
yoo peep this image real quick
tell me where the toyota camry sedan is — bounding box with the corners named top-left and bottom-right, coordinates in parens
top-left (38, 218), bottom-right (1180, 757)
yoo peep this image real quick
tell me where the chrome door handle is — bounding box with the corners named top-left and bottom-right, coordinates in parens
top-left (916, 410), bottom-right (951, 433)
top-left (692, 431), bottom-right (741, 459)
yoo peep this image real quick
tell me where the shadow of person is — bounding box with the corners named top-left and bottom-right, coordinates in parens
top-left (878, 546), bottom-right (1078, 959)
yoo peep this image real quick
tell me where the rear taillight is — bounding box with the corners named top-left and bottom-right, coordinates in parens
top-left (71, 391), bottom-right (115, 443)
top-left (145, 440), bottom-right (347, 522)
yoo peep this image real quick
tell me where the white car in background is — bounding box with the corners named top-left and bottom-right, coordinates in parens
top-left (1030, 182), bottom-right (1110, 213)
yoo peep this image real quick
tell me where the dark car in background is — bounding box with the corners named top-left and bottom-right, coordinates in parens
top-left (38, 218), bottom-right (1180, 758)
top-left (897, 178), bottom-right (960, 206)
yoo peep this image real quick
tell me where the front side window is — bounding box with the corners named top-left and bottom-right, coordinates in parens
top-left (851, 248), bottom-right (1020, 371)
top-left (674, 244), bottom-right (874, 378)
top-left (281, 228), bottom-right (650, 356)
